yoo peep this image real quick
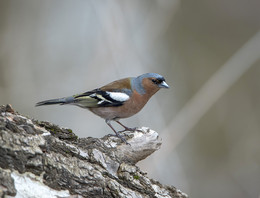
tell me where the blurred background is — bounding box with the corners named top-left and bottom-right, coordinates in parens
top-left (1, 0), bottom-right (260, 197)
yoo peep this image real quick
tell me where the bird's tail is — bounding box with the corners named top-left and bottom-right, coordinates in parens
top-left (35, 96), bottom-right (75, 107)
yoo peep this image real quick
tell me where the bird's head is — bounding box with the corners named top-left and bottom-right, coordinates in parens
top-left (132, 73), bottom-right (169, 95)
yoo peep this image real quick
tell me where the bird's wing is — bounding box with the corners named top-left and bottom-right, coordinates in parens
top-left (74, 88), bottom-right (131, 108)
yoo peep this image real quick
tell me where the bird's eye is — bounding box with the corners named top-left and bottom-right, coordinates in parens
top-left (152, 79), bottom-right (157, 83)
top-left (152, 78), bottom-right (164, 85)
top-left (152, 79), bottom-right (160, 85)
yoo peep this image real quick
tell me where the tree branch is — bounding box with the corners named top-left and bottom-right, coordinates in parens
top-left (0, 104), bottom-right (188, 198)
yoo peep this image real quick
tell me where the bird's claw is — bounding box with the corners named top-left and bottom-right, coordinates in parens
top-left (118, 127), bottom-right (139, 133)
top-left (108, 133), bottom-right (131, 145)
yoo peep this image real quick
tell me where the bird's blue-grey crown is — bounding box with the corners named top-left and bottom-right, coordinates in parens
top-left (131, 73), bottom-right (169, 95)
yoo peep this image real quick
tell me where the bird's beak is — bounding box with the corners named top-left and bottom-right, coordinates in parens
top-left (159, 81), bottom-right (170, 88)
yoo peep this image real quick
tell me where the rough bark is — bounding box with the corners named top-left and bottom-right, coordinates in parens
top-left (0, 104), bottom-right (188, 198)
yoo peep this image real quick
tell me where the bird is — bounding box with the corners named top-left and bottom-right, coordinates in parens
top-left (36, 73), bottom-right (169, 144)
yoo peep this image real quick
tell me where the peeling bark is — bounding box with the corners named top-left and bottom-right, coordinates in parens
top-left (0, 104), bottom-right (188, 198)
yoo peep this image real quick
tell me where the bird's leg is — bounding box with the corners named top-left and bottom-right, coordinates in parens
top-left (116, 121), bottom-right (140, 133)
top-left (105, 120), bottom-right (130, 145)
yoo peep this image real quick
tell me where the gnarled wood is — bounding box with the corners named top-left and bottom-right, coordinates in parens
top-left (0, 104), bottom-right (188, 198)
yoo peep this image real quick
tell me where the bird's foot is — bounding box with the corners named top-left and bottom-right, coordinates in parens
top-left (115, 121), bottom-right (141, 133)
top-left (108, 133), bottom-right (130, 145)
top-left (118, 126), bottom-right (141, 133)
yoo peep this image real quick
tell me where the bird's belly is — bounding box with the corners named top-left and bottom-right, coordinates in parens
top-left (89, 106), bottom-right (139, 120)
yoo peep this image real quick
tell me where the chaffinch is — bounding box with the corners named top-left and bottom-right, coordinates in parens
top-left (36, 73), bottom-right (169, 144)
